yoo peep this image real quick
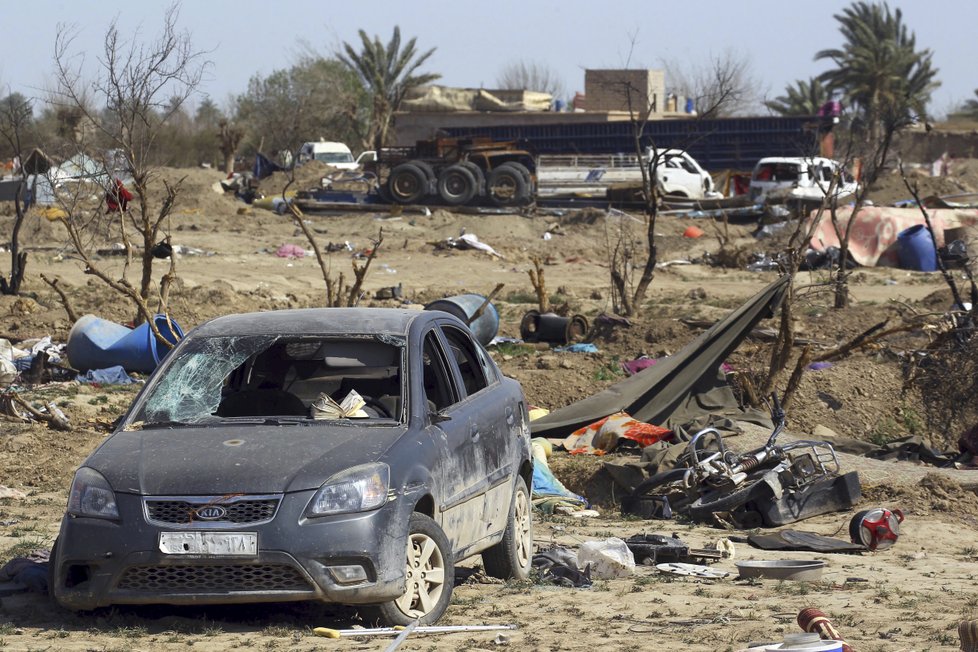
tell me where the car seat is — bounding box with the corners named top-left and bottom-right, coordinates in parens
top-left (215, 389), bottom-right (307, 417)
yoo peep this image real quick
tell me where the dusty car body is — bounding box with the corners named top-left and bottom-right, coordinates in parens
top-left (51, 308), bottom-right (533, 624)
top-left (749, 156), bottom-right (858, 203)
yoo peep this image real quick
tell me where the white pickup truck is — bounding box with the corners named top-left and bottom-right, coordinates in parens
top-left (536, 148), bottom-right (720, 200)
top-left (297, 141), bottom-right (376, 170)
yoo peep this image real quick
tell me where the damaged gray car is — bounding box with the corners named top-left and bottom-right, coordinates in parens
top-left (51, 308), bottom-right (534, 625)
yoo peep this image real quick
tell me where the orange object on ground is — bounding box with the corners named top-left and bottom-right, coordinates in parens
top-left (683, 225), bottom-right (704, 238)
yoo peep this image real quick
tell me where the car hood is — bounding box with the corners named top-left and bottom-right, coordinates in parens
top-left (87, 423), bottom-right (407, 495)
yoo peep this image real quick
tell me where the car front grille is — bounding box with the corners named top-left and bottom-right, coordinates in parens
top-left (145, 497), bottom-right (279, 526)
top-left (117, 564), bottom-right (312, 593)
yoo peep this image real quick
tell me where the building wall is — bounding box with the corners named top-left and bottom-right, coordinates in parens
top-left (584, 69), bottom-right (665, 116)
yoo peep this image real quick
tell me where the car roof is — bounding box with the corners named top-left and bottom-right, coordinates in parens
top-left (755, 156), bottom-right (837, 166)
top-left (190, 308), bottom-right (431, 338)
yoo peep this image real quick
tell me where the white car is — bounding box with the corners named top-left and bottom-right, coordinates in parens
top-left (649, 148), bottom-right (722, 200)
top-left (749, 157), bottom-right (858, 202)
top-left (297, 141), bottom-right (359, 170)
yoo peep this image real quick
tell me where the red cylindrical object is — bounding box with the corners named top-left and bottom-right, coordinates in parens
top-left (797, 608), bottom-right (854, 652)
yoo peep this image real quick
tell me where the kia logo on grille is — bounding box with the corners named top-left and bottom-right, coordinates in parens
top-left (194, 506), bottom-right (227, 521)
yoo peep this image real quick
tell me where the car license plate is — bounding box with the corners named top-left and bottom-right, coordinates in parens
top-left (159, 532), bottom-right (258, 556)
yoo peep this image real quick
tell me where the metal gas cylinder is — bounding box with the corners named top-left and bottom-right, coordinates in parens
top-left (849, 507), bottom-right (905, 551)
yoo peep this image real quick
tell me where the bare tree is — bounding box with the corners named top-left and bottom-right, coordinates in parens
top-left (663, 48), bottom-right (763, 117)
top-left (218, 118), bottom-right (244, 175)
top-left (0, 91), bottom-right (33, 295)
top-left (602, 47), bottom-right (745, 316)
top-left (496, 60), bottom-right (565, 99)
top-left (51, 4), bottom-right (209, 324)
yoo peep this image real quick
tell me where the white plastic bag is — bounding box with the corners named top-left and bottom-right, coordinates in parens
top-left (577, 537), bottom-right (635, 579)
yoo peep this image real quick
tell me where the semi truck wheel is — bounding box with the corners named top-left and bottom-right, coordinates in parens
top-left (488, 165), bottom-right (528, 206)
top-left (388, 163), bottom-right (428, 204)
top-left (437, 165), bottom-right (477, 205)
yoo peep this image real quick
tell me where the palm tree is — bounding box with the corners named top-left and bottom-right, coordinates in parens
top-left (765, 78), bottom-right (830, 116)
top-left (339, 27), bottom-right (440, 151)
top-left (815, 1), bottom-right (939, 143)
top-left (950, 90), bottom-right (978, 121)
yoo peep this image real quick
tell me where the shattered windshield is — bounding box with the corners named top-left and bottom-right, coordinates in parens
top-left (130, 335), bottom-right (405, 426)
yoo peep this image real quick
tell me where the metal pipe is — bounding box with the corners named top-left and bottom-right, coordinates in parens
top-left (383, 620), bottom-right (418, 652)
top-left (313, 624), bottom-right (517, 639)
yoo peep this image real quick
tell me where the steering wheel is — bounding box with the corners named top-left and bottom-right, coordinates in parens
top-left (362, 396), bottom-right (393, 419)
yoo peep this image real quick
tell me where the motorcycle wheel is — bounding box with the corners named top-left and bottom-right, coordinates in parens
top-left (686, 476), bottom-right (769, 523)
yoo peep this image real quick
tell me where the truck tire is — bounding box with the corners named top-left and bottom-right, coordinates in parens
top-left (500, 161), bottom-right (532, 188)
top-left (437, 165), bottom-right (477, 205)
top-left (487, 165), bottom-right (528, 207)
top-left (388, 163), bottom-right (428, 204)
top-left (459, 161), bottom-right (485, 194)
top-left (411, 160), bottom-right (437, 183)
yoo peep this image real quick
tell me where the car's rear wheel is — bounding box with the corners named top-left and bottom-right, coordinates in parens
top-left (482, 479), bottom-right (532, 580)
top-left (371, 513), bottom-right (453, 626)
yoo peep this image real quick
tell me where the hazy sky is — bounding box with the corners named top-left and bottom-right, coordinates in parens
top-left (3, 0), bottom-right (975, 118)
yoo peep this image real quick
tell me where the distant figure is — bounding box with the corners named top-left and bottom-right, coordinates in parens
top-left (106, 178), bottom-right (133, 212)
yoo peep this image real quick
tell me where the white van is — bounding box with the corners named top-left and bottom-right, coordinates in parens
top-left (297, 140), bottom-right (358, 170)
top-left (749, 156), bottom-right (858, 202)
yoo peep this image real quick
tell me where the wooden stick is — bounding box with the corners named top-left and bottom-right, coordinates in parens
top-left (39, 274), bottom-right (78, 323)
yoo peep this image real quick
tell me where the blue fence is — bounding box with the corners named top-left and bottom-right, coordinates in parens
top-left (444, 116), bottom-right (823, 171)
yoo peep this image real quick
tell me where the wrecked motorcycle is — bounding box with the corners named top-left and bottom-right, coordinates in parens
top-left (622, 395), bottom-right (861, 527)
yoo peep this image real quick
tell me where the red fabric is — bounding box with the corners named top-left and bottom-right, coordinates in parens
top-left (106, 179), bottom-right (133, 212)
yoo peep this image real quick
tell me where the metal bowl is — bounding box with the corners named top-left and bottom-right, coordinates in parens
top-left (735, 559), bottom-right (826, 581)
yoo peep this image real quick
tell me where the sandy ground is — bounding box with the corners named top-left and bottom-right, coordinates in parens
top-left (0, 165), bottom-right (976, 651)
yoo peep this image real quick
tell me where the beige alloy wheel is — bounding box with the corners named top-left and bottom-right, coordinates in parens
top-left (394, 530), bottom-right (446, 618)
top-left (514, 484), bottom-right (532, 570)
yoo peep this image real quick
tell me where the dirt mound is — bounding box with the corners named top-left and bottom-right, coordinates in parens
top-left (260, 161), bottom-right (335, 194)
top-left (864, 473), bottom-right (978, 524)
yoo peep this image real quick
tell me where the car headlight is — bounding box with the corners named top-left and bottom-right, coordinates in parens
top-left (68, 467), bottom-right (119, 520)
top-left (305, 463), bottom-right (390, 517)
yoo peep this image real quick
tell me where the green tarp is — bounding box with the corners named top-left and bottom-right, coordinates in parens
top-left (529, 274), bottom-right (790, 439)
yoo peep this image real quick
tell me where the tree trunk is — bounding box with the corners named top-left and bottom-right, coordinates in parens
top-left (2, 181), bottom-right (29, 296)
top-left (224, 153), bottom-right (235, 176)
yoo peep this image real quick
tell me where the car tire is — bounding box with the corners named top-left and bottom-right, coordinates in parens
top-left (387, 163), bottom-right (428, 204)
top-left (487, 165), bottom-right (528, 207)
top-left (436, 165), bottom-right (477, 205)
top-left (48, 537), bottom-right (59, 604)
top-left (370, 512), bottom-right (454, 626)
top-left (482, 479), bottom-right (532, 580)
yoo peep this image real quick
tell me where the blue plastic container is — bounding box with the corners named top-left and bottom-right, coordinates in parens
top-left (897, 224), bottom-right (938, 271)
top-left (67, 314), bottom-right (183, 374)
top-left (424, 294), bottom-right (499, 346)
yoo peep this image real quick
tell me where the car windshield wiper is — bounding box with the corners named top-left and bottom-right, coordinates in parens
top-left (217, 416), bottom-right (310, 426)
top-left (134, 420), bottom-right (212, 429)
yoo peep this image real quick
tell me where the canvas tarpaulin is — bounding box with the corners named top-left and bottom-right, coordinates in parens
top-left (529, 275), bottom-right (790, 439)
top-left (807, 205), bottom-right (978, 267)
top-left (402, 85), bottom-right (553, 113)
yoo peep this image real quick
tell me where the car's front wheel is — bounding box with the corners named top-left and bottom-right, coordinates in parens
top-left (482, 479), bottom-right (532, 580)
top-left (371, 512), bottom-right (454, 626)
